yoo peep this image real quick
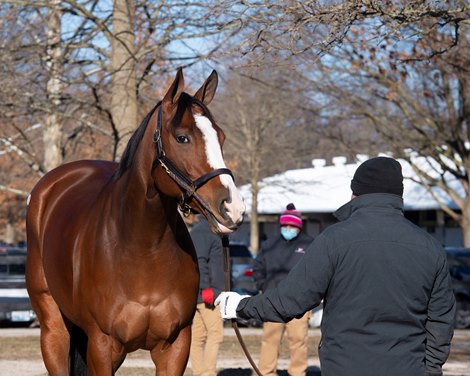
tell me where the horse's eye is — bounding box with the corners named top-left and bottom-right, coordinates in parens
top-left (176, 135), bottom-right (189, 144)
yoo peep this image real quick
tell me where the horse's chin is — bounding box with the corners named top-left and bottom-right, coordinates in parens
top-left (213, 223), bottom-right (234, 235)
top-left (205, 217), bottom-right (234, 235)
top-left (203, 212), bottom-right (238, 235)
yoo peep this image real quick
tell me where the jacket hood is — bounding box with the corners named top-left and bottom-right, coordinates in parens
top-left (334, 193), bottom-right (404, 222)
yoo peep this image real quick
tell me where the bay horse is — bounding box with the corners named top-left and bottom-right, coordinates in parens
top-left (25, 68), bottom-right (245, 375)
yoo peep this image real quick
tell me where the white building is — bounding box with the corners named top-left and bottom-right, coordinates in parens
top-left (233, 154), bottom-right (464, 249)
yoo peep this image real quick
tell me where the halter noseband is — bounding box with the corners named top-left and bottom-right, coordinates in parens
top-left (151, 105), bottom-right (234, 216)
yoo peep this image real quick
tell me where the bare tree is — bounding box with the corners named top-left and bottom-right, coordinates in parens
top-left (0, 0), bottom-right (245, 241)
top-left (231, 0), bottom-right (469, 62)
top-left (218, 0), bottom-right (470, 246)
top-left (0, 0), bottom-right (248, 175)
top-left (61, 0), bottom-right (245, 159)
top-left (111, 0), bottom-right (137, 157)
top-left (44, 0), bottom-right (64, 171)
top-left (301, 19), bottom-right (470, 244)
top-left (213, 66), bottom-right (319, 253)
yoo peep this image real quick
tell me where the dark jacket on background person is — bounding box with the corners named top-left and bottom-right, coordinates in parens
top-left (237, 193), bottom-right (456, 376)
top-left (191, 217), bottom-right (224, 305)
top-left (254, 232), bottom-right (313, 292)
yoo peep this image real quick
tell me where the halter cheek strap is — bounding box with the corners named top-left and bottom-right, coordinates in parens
top-left (152, 105), bottom-right (234, 216)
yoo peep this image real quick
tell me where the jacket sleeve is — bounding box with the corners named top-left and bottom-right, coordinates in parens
top-left (425, 253), bottom-right (456, 376)
top-left (191, 229), bottom-right (211, 290)
top-left (253, 248), bottom-right (266, 291)
top-left (238, 233), bottom-right (334, 322)
top-left (208, 235), bottom-right (225, 296)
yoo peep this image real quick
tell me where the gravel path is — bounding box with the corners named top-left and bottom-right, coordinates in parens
top-left (1, 327), bottom-right (469, 375)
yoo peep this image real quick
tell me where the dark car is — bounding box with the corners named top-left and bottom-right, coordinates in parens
top-left (0, 245), bottom-right (36, 325)
top-left (229, 243), bottom-right (258, 296)
top-left (445, 247), bottom-right (470, 329)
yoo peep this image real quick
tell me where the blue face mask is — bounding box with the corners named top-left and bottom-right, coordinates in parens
top-left (280, 227), bottom-right (299, 241)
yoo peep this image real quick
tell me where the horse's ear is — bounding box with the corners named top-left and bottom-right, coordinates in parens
top-left (163, 68), bottom-right (185, 108)
top-left (194, 70), bottom-right (218, 105)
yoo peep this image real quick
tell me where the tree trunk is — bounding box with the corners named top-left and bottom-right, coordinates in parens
top-left (43, 0), bottom-right (63, 171)
top-left (111, 0), bottom-right (137, 160)
top-left (461, 218), bottom-right (470, 248)
top-left (461, 48), bottom-right (470, 247)
top-left (4, 222), bottom-right (16, 245)
top-left (462, 191), bottom-right (470, 247)
top-left (250, 179), bottom-right (260, 255)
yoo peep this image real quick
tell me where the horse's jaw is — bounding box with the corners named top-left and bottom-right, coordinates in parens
top-left (213, 222), bottom-right (235, 235)
top-left (204, 211), bottom-right (244, 236)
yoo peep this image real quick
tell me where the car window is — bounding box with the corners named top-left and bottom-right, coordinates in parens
top-left (0, 248), bottom-right (27, 276)
top-left (229, 244), bottom-right (252, 258)
top-left (446, 249), bottom-right (470, 281)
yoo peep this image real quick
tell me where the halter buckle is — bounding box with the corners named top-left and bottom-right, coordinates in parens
top-left (153, 129), bottom-right (161, 143)
top-left (159, 159), bottom-right (171, 174)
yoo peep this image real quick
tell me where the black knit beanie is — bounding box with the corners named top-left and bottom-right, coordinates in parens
top-left (351, 157), bottom-right (404, 197)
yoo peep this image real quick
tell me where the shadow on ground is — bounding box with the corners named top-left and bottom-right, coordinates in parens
top-left (218, 366), bottom-right (321, 375)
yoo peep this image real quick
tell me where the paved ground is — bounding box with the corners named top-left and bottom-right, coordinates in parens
top-left (1, 327), bottom-right (469, 375)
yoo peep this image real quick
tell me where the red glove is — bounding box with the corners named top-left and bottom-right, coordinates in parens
top-left (201, 288), bottom-right (215, 305)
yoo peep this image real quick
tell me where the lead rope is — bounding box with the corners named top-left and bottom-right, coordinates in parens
top-left (222, 236), bottom-right (263, 376)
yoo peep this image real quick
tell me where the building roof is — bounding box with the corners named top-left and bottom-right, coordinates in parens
top-left (239, 154), bottom-right (463, 215)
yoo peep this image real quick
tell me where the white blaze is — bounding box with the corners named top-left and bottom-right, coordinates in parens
top-left (194, 115), bottom-right (231, 186)
top-left (194, 114), bottom-right (245, 226)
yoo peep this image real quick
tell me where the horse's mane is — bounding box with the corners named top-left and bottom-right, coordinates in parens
top-left (112, 102), bottom-right (160, 180)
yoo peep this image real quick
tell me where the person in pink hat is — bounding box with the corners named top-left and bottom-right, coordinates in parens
top-left (253, 203), bottom-right (314, 376)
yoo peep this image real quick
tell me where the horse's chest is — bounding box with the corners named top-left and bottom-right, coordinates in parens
top-left (84, 246), bottom-right (199, 349)
top-left (111, 297), bottom-right (195, 350)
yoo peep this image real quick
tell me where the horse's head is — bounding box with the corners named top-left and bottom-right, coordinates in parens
top-left (152, 68), bottom-right (245, 234)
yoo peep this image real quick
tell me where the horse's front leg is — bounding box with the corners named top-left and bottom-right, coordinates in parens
top-left (151, 325), bottom-right (191, 376)
top-left (36, 297), bottom-right (71, 376)
top-left (86, 328), bottom-right (126, 375)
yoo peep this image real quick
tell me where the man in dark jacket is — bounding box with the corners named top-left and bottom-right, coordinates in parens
top-left (216, 157), bottom-right (456, 376)
top-left (189, 215), bottom-right (225, 376)
top-left (254, 203), bottom-right (313, 376)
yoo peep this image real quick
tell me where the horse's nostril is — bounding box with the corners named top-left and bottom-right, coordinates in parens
top-left (220, 198), bottom-right (236, 222)
top-left (220, 199), bottom-right (229, 217)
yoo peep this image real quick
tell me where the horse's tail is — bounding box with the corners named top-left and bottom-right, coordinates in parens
top-left (69, 325), bottom-right (88, 376)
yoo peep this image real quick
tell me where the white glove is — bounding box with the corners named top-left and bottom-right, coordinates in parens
top-left (214, 291), bottom-right (250, 319)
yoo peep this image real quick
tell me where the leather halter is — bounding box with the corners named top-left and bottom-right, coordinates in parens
top-left (151, 104), bottom-right (234, 217)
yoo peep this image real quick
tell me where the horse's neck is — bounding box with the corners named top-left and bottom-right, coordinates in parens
top-left (110, 172), bottom-right (178, 247)
top-left (111, 115), bottom-right (181, 246)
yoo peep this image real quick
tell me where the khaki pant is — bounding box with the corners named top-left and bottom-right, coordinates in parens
top-left (190, 302), bottom-right (224, 376)
top-left (258, 312), bottom-right (310, 376)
